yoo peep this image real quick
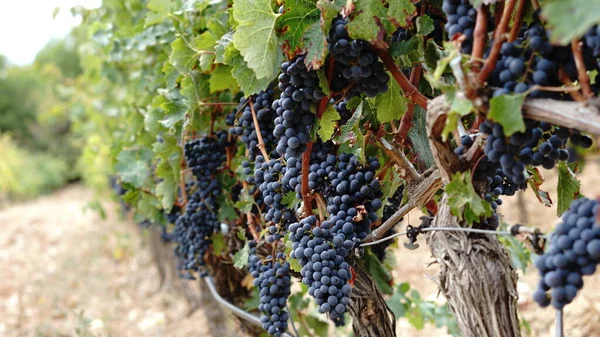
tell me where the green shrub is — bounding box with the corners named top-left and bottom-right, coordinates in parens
top-left (0, 134), bottom-right (69, 203)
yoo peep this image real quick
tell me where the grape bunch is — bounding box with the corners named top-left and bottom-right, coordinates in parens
top-left (172, 179), bottom-right (222, 277)
top-left (289, 216), bottom-right (353, 319)
top-left (584, 25), bottom-right (600, 59)
top-left (252, 155), bottom-right (298, 242)
top-left (184, 131), bottom-right (228, 180)
top-left (455, 134), bottom-right (524, 214)
top-left (289, 154), bottom-right (382, 319)
top-left (479, 119), bottom-right (585, 184)
top-left (229, 89), bottom-right (278, 160)
top-left (249, 244), bottom-right (292, 337)
top-left (327, 17), bottom-right (390, 97)
top-left (272, 55), bottom-right (324, 160)
top-left (489, 16), bottom-right (600, 99)
top-left (442, 0), bottom-right (477, 54)
top-left (533, 197), bottom-right (600, 309)
top-left (171, 135), bottom-right (228, 277)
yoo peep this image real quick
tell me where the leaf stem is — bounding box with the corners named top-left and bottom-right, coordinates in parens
top-left (558, 68), bottom-right (586, 102)
top-left (373, 48), bottom-right (429, 109)
top-left (396, 66), bottom-right (422, 143)
top-left (571, 40), bottom-right (593, 99)
top-left (249, 101), bottom-right (271, 161)
top-left (301, 142), bottom-right (314, 217)
top-left (471, 6), bottom-right (488, 64)
top-left (509, 0), bottom-right (528, 42)
top-left (478, 0), bottom-right (517, 84)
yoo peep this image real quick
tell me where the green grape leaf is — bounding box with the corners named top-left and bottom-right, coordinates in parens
top-left (417, 15), bottom-right (435, 36)
top-left (304, 316), bottom-right (329, 337)
top-left (277, 0), bottom-right (320, 57)
top-left (446, 172), bottom-right (493, 224)
top-left (388, 0), bottom-right (417, 27)
top-left (346, 0), bottom-right (386, 44)
top-left (162, 62), bottom-right (180, 90)
top-left (557, 162), bottom-right (581, 215)
top-left (232, 0), bottom-right (282, 80)
top-left (169, 37), bottom-right (198, 74)
top-left (498, 223), bottom-right (531, 273)
top-left (153, 135), bottom-right (181, 210)
top-left (229, 49), bottom-right (273, 95)
top-left (441, 88), bottom-right (474, 141)
top-left (210, 65), bottom-right (240, 93)
top-left (488, 93), bottom-right (526, 137)
top-left (233, 242), bottom-right (250, 269)
top-left (145, 0), bottom-right (176, 26)
top-left (160, 95), bottom-right (187, 129)
top-left (114, 150), bottom-right (151, 188)
top-left (374, 77), bottom-right (407, 123)
top-left (215, 32), bottom-right (233, 64)
top-left (280, 191), bottom-right (299, 208)
top-left (212, 232), bottom-right (226, 256)
top-left (317, 105), bottom-right (341, 141)
top-left (136, 193), bottom-right (163, 223)
top-left (335, 101), bottom-right (364, 143)
top-left (408, 106), bottom-right (435, 168)
top-left (181, 70), bottom-right (210, 111)
top-left (304, 21), bottom-right (328, 68)
top-left (542, 0), bottom-right (600, 45)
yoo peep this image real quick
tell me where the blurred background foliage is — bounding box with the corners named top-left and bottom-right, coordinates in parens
top-left (0, 28), bottom-right (89, 202)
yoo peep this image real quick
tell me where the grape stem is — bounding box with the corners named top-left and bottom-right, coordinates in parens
top-left (477, 0), bottom-right (517, 85)
top-left (198, 101), bottom-right (240, 106)
top-left (509, 0), bottom-right (528, 42)
top-left (530, 0), bottom-right (540, 10)
top-left (397, 66), bottom-right (422, 144)
top-left (242, 180), bottom-right (261, 241)
top-left (471, 6), bottom-right (488, 64)
top-left (301, 142), bottom-right (314, 217)
top-left (363, 168), bottom-right (443, 243)
top-left (315, 193), bottom-right (327, 223)
top-left (571, 40), bottom-right (593, 99)
top-left (373, 48), bottom-right (429, 109)
top-left (248, 101), bottom-right (271, 161)
top-left (379, 138), bottom-right (419, 181)
top-left (558, 68), bottom-right (586, 102)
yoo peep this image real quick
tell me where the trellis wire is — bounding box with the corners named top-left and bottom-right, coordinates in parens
top-left (360, 226), bottom-right (547, 247)
top-left (203, 276), bottom-right (298, 337)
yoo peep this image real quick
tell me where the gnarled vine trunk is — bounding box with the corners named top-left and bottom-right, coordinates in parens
top-left (348, 265), bottom-right (396, 337)
top-left (425, 96), bottom-right (522, 337)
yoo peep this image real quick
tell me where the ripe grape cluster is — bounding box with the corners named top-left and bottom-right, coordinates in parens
top-left (249, 244), bottom-right (292, 337)
top-left (480, 119), bottom-right (580, 184)
top-left (229, 89), bottom-right (277, 160)
top-left (584, 25), bottom-right (600, 59)
top-left (184, 132), bottom-right (228, 180)
top-left (442, 0), bottom-right (476, 54)
top-left (533, 198), bottom-right (600, 309)
top-left (289, 154), bottom-right (382, 319)
top-left (327, 17), bottom-right (390, 97)
top-left (171, 135), bottom-right (228, 277)
top-left (172, 179), bottom-right (222, 277)
top-left (455, 135), bottom-right (524, 214)
top-left (272, 56), bottom-right (323, 160)
top-left (489, 16), bottom-right (600, 99)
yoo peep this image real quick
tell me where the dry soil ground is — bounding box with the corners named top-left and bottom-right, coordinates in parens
top-left (1, 158), bottom-right (600, 337)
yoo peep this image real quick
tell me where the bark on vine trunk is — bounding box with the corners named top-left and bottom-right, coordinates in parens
top-left (425, 95), bottom-right (522, 337)
top-left (348, 265), bottom-right (396, 337)
top-left (426, 198), bottom-right (521, 337)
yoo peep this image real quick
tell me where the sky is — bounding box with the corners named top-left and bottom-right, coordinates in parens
top-left (0, 0), bottom-right (102, 66)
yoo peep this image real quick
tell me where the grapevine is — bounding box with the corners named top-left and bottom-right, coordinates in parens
top-left (77, 1), bottom-right (600, 337)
